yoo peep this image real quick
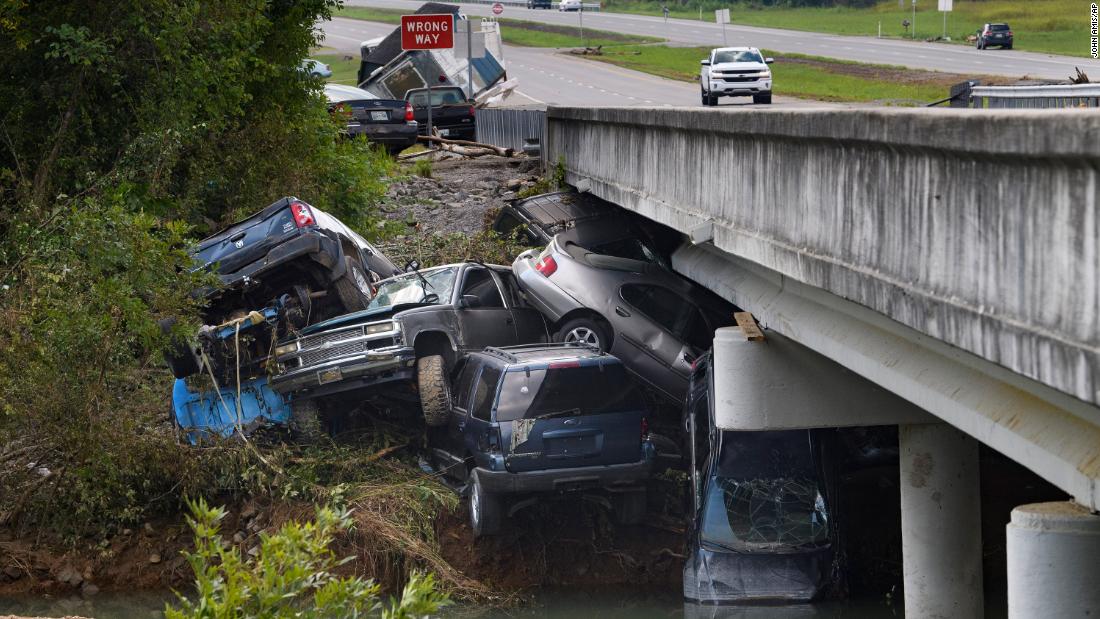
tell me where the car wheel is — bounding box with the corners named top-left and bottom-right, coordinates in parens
top-left (332, 256), bottom-right (373, 313)
top-left (159, 317), bottom-right (200, 379)
top-left (611, 489), bottom-right (646, 525)
top-left (1004, 44), bottom-right (1012, 49)
top-left (469, 470), bottom-right (502, 537)
top-left (753, 93), bottom-right (772, 105)
top-left (555, 317), bottom-right (611, 352)
top-left (291, 398), bottom-right (324, 443)
top-left (417, 354), bottom-right (451, 427)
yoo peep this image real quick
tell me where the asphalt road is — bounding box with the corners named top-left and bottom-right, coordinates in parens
top-left (344, 0), bottom-right (1096, 81)
top-left (322, 17), bottom-right (844, 108)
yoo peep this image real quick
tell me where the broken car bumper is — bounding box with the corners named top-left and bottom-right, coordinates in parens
top-left (269, 347), bottom-right (417, 397)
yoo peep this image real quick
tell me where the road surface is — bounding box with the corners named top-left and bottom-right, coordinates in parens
top-left (322, 17), bottom-right (843, 108)
top-left (344, 0), bottom-right (1096, 81)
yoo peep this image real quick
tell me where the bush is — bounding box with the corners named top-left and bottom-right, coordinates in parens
top-left (166, 498), bottom-right (450, 619)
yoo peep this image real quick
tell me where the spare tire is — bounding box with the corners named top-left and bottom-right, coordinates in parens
top-left (159, 317), bottom-right (200, 379)
top-left (332, 256), bottom-right (373, 313)
top-left (417, 354), bottom-right (451, 427)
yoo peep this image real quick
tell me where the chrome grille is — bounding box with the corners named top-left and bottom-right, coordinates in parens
top-left (299, 341), bottom-right (365, 366)
top-left (300, 326), bottom-right (364, 350)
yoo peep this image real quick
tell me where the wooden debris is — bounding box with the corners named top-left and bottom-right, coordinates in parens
top-left (734, 311), bottom-right (766, 342)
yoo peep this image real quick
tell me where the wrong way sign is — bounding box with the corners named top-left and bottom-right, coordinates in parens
top-left (400, 14), bottom-right (455, 50)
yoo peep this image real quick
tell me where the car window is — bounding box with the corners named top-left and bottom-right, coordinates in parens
top-left (498, 271), bottom-right (523, 307)
top-left (679, 305), bottom-right (713, 351)
top-left (713, 50), bottom-right (763, 64)
top-left (461, 267), bottom-right (505, 308)
top-left (620, 284), bottom-right (683, 334)
top-left (588, 237), bottom-right (663, 265)
top-left (989, 24), bottom-right (1009, 31)
top-left (453, 359), bottom-right (477, 410)
top-left (472, 365), bottom-right (502, 421)
top-left (496, 363), bottom-right (645, 422)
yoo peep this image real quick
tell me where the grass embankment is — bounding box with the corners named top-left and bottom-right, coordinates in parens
top-left (584, 45), bottom-right (1003, 103)
top-left (337, 6), bottom-right (661, 48)
top-left (600, 0), bottom-right (1091, 58)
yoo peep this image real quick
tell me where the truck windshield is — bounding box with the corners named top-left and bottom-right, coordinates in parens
top-left (495, 363), bottom-right (645, 422)
top-left (367, 267), bottom-right (457, 309)
top-left (699, 430), bottom-right (829, 552)
top-left (713, 50), bottom-right (763, 64)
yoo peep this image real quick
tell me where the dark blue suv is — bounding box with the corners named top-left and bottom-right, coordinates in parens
top-left (430, 343), bottom-right (657, 536)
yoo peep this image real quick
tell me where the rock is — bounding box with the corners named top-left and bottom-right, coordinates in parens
top-left (121, 528), bottom-right (132, 536)
top-left (505, 179), bottom-right (523, 191)
top-left (82, 568), bottom-right (93, 582)
top-left (149, 553), bottom-right (161, 565)
top-left (143, 522), bottom-right (155, 536)
top-left (247, 545), bottom-right (261, 557)
top-left (232, 531), bottom-right (246, 544)
top-left (57, 566), bottom-right (82, 586)
top-left (4, 566), bottom-right (22, 580)
top-left (240, 503), bottom-right (257, 520)
top-left (81, 582), bottom-right (99, 597)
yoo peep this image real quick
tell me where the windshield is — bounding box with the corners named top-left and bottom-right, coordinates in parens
top-left (496, 363), bottom-right (645, 422)
top-left (700, 430), bottom-right (829, 552)
top-left (713, 50), bottom-right (763, 64)
top-left (367, 267), bottom-right (457, 310)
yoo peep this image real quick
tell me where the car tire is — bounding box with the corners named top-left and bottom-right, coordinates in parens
top-left (612, 489), bottom-right (646, 525)
top-left (332, 256), bottom-right (373, 313)
top-left (291, 398), bottom-right (324, 443)
top-left (469, 470), bottom-right (502, 537)
top-left (159, 317), bottom-right (200, 379)
top-left (418, 354), bottom-right (451, 427)
top-left (1004, 44), bottom-right (1012, 50)
top-left (753, 93), bottom-right (772, 105)
top-left (555, 316), bottom-right (611, 352)
top-left (701, 89), bottom-right (711, 106)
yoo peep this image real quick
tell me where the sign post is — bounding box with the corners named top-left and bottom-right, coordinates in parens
top-left (912, 0), bottom-right (917, 39)
top-left (938, 0), bottom-right (952, 40)
top-left (400, 13), bottom-right (455, 141)
top-left (715, 8), bottom-right (730, 45)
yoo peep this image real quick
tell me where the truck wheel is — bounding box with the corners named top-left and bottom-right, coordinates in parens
top-left (753, 93), bottom-right (772, 105)
top-left (418, 354), bottom-right (451, 427)
top-left (332, 256), bottom-right (373, 313)
top-left (159, 317), bottom-right (200, 379)
top-left (555, 317), bottom-right (611, 352)
top-left (291, 398), bottom-right (324, 443)
top-left (469, 470), bottom-right (502, 537)
top-left (612, 489), bottom-right (647, 525)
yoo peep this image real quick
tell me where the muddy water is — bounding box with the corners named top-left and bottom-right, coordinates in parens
top-left (0, 589), bottom-right (903, 619)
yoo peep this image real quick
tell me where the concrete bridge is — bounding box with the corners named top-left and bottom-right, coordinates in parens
top-left (545, 107), bottom-right (1100, 618)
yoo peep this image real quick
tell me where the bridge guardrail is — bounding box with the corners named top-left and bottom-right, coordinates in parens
top-left (475, 108), bottom-right (547, 158)
top-left (968, 83), bottom-right (1100, 108)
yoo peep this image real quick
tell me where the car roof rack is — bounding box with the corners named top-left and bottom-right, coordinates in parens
top-left (481, 342), bottom-right (600, 363)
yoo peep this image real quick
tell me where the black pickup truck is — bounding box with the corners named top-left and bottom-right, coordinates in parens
top-left (406, 87), bottom-right (476, 141)
top-left (193, 196), bottom-right (400, 326)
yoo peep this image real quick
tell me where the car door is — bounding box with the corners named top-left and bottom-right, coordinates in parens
top-left (497, 270), bottom-right (548, 344)
top-left (454, 266), bottom-right (519, 351)
top-left (611, 283), bottom-right (694, 400)
top-left (443, 357), bottom-right (478, 478)
top-left (463, 363), bottom-right (503, 470)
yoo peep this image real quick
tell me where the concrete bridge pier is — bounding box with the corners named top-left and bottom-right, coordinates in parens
top-left (899, 424), bottom-right (984, 619)
top-left (1006, 502), bottom-right (1100, 618)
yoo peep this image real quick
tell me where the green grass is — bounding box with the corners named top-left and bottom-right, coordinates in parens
top-left (600, 0), bottom-right (1091, 58)
top-left (336, 6), bottom-right (661, 48)
top-left (584, 45), bottom-right (964, 103)
top-left (312, 53), bottom-right (360, 85)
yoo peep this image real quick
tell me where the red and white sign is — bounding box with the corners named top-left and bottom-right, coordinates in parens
top-left (492, 3), bottom-right (504, 15)
top-left (400, 14), bottom-right (455, 50)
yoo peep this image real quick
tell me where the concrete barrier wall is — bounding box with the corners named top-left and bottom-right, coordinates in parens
top-left (546, 107), bottom-right (1100, 406)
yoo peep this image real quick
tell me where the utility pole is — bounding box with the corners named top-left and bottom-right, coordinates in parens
top-left (912, 0), bottom-right (917, 39)
top-left (579, 6), bottom-right (585, 47)
top-left (466, 18), bottom-right (474, 100)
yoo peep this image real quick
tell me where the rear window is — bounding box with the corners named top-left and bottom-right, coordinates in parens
top-left (989, 24), bottom-right (1009, 31)
top-left (495, 363), bottom-right (644, 422)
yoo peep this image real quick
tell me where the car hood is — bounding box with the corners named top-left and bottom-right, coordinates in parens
top-left (710, 62), bottom-right (769, 72)
top-left (301, 303), bottom-right (433, 334)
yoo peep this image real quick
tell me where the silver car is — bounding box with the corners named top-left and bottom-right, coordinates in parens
top-left (513, 235), bottom-right (737, 403)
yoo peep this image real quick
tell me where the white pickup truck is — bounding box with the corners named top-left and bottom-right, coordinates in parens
top-left (699, 47), bottom-right (773, 106)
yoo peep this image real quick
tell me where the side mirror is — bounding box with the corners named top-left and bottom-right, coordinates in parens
top-left (764, 57), bottom-right (774, 64)
top-left (700, 59), bottom-right (710, 66)
top-left (457, 294), bottom-right (481, 309)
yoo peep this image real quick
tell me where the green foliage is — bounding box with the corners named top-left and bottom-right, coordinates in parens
top-left (166, 498), bottom-right (450, 619)
top-left (380, 230), bottom-right (537, 269)
top-left (413, 159), bottom-right (433, 179)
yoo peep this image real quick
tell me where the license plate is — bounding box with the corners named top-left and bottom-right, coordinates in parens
top-left (439, 128), bottom-right (451, 136)
top-left (317, 367), bottom-right (342, 385)
top-left (370, 111), bottom-right (388, 121)
top-left (547, 435), bottom-right (596, 456)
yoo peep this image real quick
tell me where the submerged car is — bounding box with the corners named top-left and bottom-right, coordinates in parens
top-left (513, 235), bottom-right (737, 403)
top-left (269, 263), bottom-right (548, 425)
top-left (324, 84), bottom-right (419, 155)
top-left (682, 352), bottom-right (838, 603)
top-left (431, 343), bottom-right (656, 536)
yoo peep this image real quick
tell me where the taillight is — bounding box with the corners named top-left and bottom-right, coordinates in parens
top-left (548, 360), bottom-right (581, 369)
top-left (469, 105), bottom-right (476, 117)
top-left (1007, 31), bottom-right (1013, 36)
top-left (290, 201), bottom-right (315, 228)
top-left (534, 254), bottom-right (557, 277)
top-left (405, 102), bottom-right (414, 122)
top-left (641, 417), bottom-right (649, 438)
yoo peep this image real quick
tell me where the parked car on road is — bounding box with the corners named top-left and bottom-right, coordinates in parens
top-left (405, 86), bottom-right (476, 141)
top-left (559, 0), bottom-right (583, 11)
top-left (431, 343), bottom-right (657, 536)
top-left (526, 0), bottom-right (552, 8)
top-left (269, 263), bottom-right (548, 427)
top-left (682, 352), bottom-right (838, 603)
top-left (301, 58), bottom-right (333, 78)
top-left (700, 47), bottom-right (773, 106)
top-left (976, 23), bottom-right (1013, 49)
top-left (513, 235), bottom-right (737, 403)
top-left (325, 84), bottom-right (419, 155)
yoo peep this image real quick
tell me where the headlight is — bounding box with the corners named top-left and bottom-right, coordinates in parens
top-left (364, 321), bottom-right (397, 335)
top-left (274, 341), bottom-right (299, 357)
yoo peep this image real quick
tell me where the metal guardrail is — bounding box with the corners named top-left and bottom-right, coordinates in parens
top-left (475, 108), bottom-right (546, 158)
top-left (433, 0), bottom-right (602, 11)
top-left (969, 83), bottom-right (1100, 109)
